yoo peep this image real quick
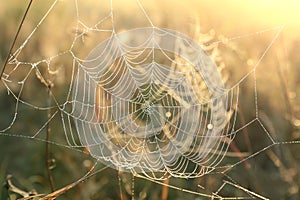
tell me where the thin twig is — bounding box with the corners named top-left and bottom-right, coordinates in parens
top-left (118, 170), bottom-right (124, 200)
top-left (131, 174), bottom-right (135, 200)
top-left (41, 163), bottom-right (103, 200)
top-left (275, 54), bottom-right (294, 120)
top-left (229, 142), bottom-right (251, 170)
top-left (266, 150), bottom-right (299, 195)
top-left (41, 172), bottom-right (87, 200)
top-left (161, 178), bottom-right (169, 200)
top-left (0, 0), bottom-right (33, 80)
top-left (238, 106), bottom-right (253, 153)
top-left (46, 83), bottom-right (55, 191)
top-left (5, 175), bottom-right (39, 199)
top-left (223, 180), bottom-right (269, 200)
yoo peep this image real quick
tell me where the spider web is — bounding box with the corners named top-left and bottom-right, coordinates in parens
top-left (0, 0), bottom-right (299, 199)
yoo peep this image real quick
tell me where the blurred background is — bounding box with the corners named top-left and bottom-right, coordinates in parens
top-left (0, 0), bottom-right (300, 199)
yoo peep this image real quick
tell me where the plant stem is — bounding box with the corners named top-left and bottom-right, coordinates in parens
top-left (161, 178), bottom-right (169, 200)
top-left (0, 0), bottom-right (33, 80)
top-left (46, 85), bottom-right (55, 192)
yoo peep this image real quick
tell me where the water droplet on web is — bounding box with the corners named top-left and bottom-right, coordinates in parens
top-left (165, 111), bottom-right (171, 118)
top-left (207, 124), bottom-right (214, 130)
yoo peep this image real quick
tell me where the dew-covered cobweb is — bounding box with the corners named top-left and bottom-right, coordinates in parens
top-left (0, 0), bottom-right (299, 199)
